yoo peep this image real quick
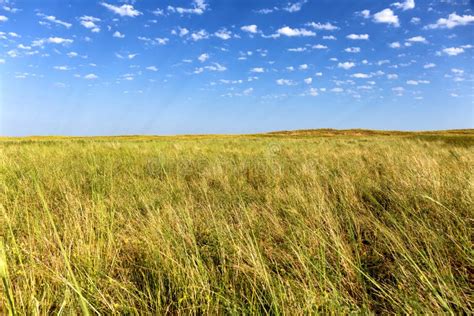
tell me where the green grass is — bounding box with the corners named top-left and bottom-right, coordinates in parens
top-left (1, 131), bottom-right (473, 314)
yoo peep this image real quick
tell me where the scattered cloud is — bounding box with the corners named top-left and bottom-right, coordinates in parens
top-left (283, 0), bottom-right (308, 13)
top-left (307, 22), bottom-right (339, 31)
top-left (442, 47), bottom-right (464, 56)
top-left (345, 47), bottom-right (360, 53)
top-left (389, 42), bottom-right (401, 48)
top-left (241, 25), bottom-right (258, 34)
top-left (214, 28), bottom-right (232, 40)
top-left (251, 67), bottom-right (265, 73)
top-left (276, 26), bottom-right (315, 37)
top-left (373, 8), bottom-right (399, 27)
top-left (276, 79), bottom-right (296, 86)
top-left (79, 16), bottom-right (101, 32)
top-left (198, 53), bottom-right (209, 62)
top-left (37, 13), bottom-right (72, 28)
top-left (338, 62), bottom-right (355, 70)
top-left (101, 2), bottom-right (142, 17)
top-left (84, 73), bottom-right (98, 80)
top-left (168, 0), bottom-right (208, 15)
top-left (391, 0), bottom-right (415, 11)
top-left (113, 31), bottom-right (125, 38)
top-left (146, 66), bottom-right (158, 72)
top-left (347, 34), bottom-right (369, 40)
top-left (425, 13), bottom-right (474, 29)
top-left (407, 36), bottom-right (427, 43)
top-left (423, 63), bottom-right (436, 69)
top-left (0, 15), bottom-right (8, 22)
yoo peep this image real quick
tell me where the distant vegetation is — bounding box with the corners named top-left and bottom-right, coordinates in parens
top-left (1, 130), bottom-right (473, 314)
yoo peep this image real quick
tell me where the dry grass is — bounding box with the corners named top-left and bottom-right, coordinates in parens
top-left (1, 132), bottom-right (473, 314)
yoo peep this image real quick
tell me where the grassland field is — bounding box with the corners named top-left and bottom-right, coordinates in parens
top-left (0, 129), bottom-right (473, 314)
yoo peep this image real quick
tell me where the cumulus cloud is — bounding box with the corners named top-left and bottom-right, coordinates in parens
top-left (338, 62), bottom-right (355, 70)
top-left (113, 31), bottom-right (125, 38)
top-left (0, 15), bottom-right (8, 22)
top-left (424, 63), bottom-right (436, 69)
top-left (84, 73), bottom-right (98, 80)
top-left (312, 44), bottom-right (328, 49)
top-left (276, 79), bottom-right (296, 86)
top-left (351, 73), bottom-right (371, 79)
top-left (37, 14), bottom-right (72, 28)
top-left (389, 42), bottom-right (401, 48)
top-left (391, 0), bottom-right (415, 11)
top-left (442, 47), bottom-right (464, 56)
top-left (347, 34), bottom-right (369, 40)
top-left (345, 47), bottom-right (360, 53)
top-left (146, 66), bottom-right (158, 72)
top-left (214, 28), bottom-right (232, 40)
top-left (307, 22), bottom-right (339, 31)
top-left (276, 26), bottom-right (315, 37)
top-left (251, 67), bottom-right (265, 73)
top-left (198, 53), bottom-right (209, 62)
top-left (283, 0), bottom-right (308, 13)
top-left (373, 8), bottom-right (399, 27)
top-left (101, 3), bottom-right (141, 17)
top-left (241, 25), bottom-right (258, 34)
top-left (191, 30), bottom-right (209, 41)
top-left (407, 36), bottom-right (427, 43)
top-left (168, 0), bottom-right (208, 15)
top-left (79, 16), bottom-right (101, 32)
top-left (425, 13), bottom-right (474, 29)
top-left (304, 77), bottom-right (312, 84)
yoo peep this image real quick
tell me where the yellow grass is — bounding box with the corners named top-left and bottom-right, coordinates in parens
top-left (1, 131), bottom-right (473, 314)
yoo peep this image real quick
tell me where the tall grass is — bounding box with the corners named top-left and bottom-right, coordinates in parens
top-left (0, 134), bottom-right (472, 313)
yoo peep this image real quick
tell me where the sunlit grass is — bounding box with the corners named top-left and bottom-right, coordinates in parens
top-left (1, 131), bottom-right (472, 313)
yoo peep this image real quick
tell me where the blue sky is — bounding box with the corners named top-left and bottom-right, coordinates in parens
top-left (0, 0), bottom-right (473, 135)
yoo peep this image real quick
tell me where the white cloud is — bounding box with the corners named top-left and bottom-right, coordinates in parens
top-left (194, 63), bottom-right (227, 74)
top-left (304, 77), bottom-right (312, 84)
top-left (392, 0), bottom-right (415, 11)
top-left (312, 44), bottom-right (328, 49)
top-left (315, 72), bottom-right (323, 76)
top-left (373, 8), bottom-right (399, 27)
top-left (323, 35), bottom-right (336, 40)
top-left (54, 65), bottom-right (70, 71)
top-left (84, 73), bottom-right (98, 80)
top-left (288, 47), bottom-right (307, 52)
top-left (360, 10), bottom-right (370, 19)
top-left (307, 22), bottom-right (339, 31)
top-left (347, 34), bottom-right (369, 40)
top-left (0, 59), bottom-right (5, 64)
top-left (214, 28), bottom-right (232, 40)
top-left (67, 52), bottom-right (78, 58)
top-left (389, 42), bottom-right (401, 48)
top-left (101, 3), bottom-right (141, 17)
top-left (344, 47), bottom-right (360, 53)
top-left (387, 74), bottom-right (398, 79)
top-left (191, 30), bottom-right (209, 41)
top-left (424, 63), bottom-right (436, 69)
top-left (146, 66), bottom-right (158, 72)
top-left (283, 0), bottom-right (307, 13)
top-left (276, 79), bottom-right (296, 86)
top-left (331, 87), bottom-right (344, 93)
top-left (299, 64), bottom-right (309, 70)
top-left (251, 67), bottom-right (265, 73)
top-left (176, 27), bottom-right (189, 37)
top-left (451, 68), bottom-right (464, 75)
top-left (338, 62), bottom-right (355, 70)
top-left (0, 15), bottom-right (8, 22)
top-left (308, 88), bottom-right (318, 96)
top-left (198, 53), bottom-right (209, 62)
top-left (113, 31), bottom-right (125, 38)
top-left (17, 44), bottom-right (31, 50)
top-left (79, 16), bottom-right (101, 32)
top-left (155, 37), bottom-right (169, 45)
top-left (426, 13), bottom-right (474, 29)
top-left (243, 88), bottom-right (254, 95)
top-left (46, 37), bottom-right (73, 45)
top-left (38, 14), bottom-right (72, 28)
top-left (442, 47), bottom-right (464, 56)
top-left (411, 17), bottom-right (421, 24)
top-left (168, 0), bottom-right (208, 15)
top-left (407, 80), bottom-right (430, 85)
top-left (276, 26), bottom-right (315, 37)
top-left (351, 73), bottom-right (371, 78)
top-left (241, 25), bottom-right (258, 34)
top-left (407, 36), bottom-right (427, 43)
